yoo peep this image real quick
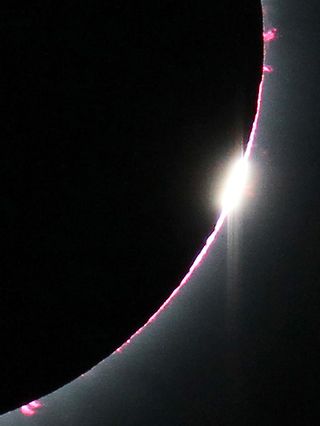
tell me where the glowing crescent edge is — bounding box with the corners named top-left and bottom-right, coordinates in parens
top-left (115, 35), bottom-right (269, 355)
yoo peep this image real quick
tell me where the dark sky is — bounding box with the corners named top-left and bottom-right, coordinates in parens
top-left (0, 0), bottom-right (262, 412)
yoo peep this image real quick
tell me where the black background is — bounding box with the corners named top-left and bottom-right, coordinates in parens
top-left (0, 0), bottom-right (262, 412)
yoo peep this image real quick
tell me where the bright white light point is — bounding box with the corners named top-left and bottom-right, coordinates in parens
top-left (220, 156), bottom-right (249, 213)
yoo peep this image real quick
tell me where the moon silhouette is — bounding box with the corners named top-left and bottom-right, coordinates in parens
top-left (0, 1), bottom-right (262, 414)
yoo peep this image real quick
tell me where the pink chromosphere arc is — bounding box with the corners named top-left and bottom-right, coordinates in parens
top-left (115, 26), bottom-right (278, 355)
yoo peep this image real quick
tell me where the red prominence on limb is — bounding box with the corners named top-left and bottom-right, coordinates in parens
top-left (263, 28), bottom-right (277, 42)
top-left (263, 65), bottom-right (273, 73)
top-left (20, 400), bottom-right (43, 417)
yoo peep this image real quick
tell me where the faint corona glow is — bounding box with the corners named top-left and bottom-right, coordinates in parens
top-left (220, 156), bottom-right (249, 214)
top-left (19, 400), bottom-right (43, 417)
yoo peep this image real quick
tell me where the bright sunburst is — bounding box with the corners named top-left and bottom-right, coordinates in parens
top-left (220, 156), bottom-right (249, 214)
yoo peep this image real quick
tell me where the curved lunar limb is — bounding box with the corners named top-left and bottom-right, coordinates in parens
top-left (2, 0), bottom-right (320, 424)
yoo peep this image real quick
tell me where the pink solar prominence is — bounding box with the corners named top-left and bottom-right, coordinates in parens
top-left (263, 28), bottom-right (277, 42)
top-left (20, 400), bottom-right (43, 417)
top-left (263, 65), bottom-right (273, 73)
top-left (262, 28), bottom-right (277, 74)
